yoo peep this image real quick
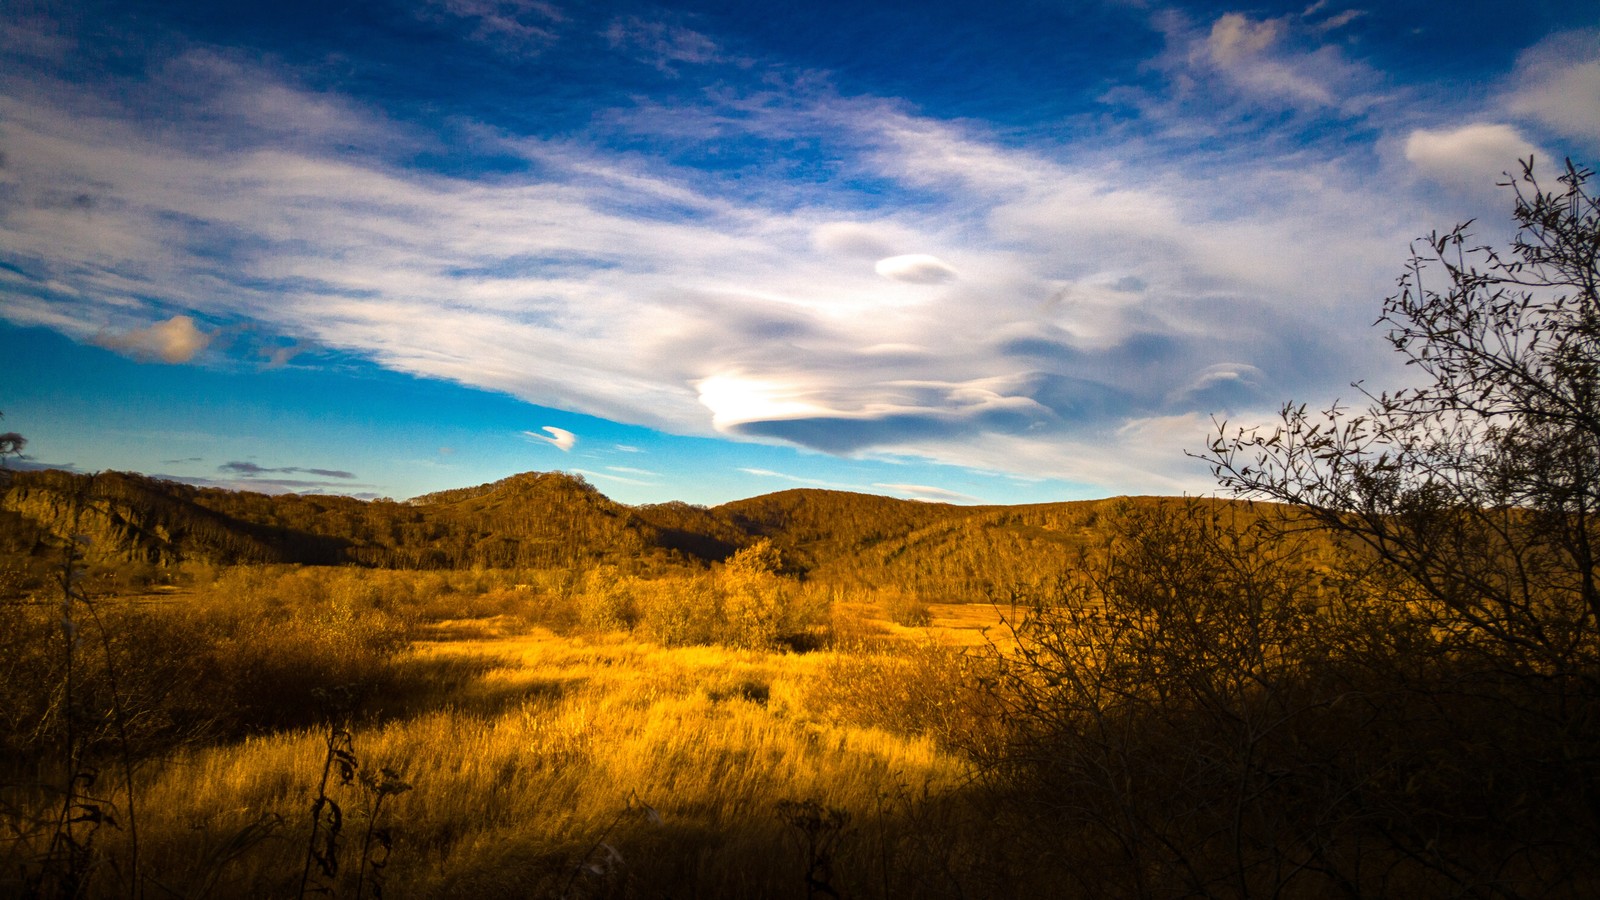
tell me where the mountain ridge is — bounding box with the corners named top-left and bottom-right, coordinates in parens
top-left (0, 468), bottom-right (1232, 597)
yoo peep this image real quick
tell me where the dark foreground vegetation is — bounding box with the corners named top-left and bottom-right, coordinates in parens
top-left (3, 160), bottom-right (1598, 898)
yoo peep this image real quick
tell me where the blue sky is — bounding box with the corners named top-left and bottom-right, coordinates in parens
top-left (1, 1), bottom-right (1596, 506)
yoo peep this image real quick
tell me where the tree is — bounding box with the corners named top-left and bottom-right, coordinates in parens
top-left (1205, 158), bottom-right (1600, 675)
top-left (0, 410), bottom-right (24, 467)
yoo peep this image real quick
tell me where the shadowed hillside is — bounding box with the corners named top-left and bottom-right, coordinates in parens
top-left (0, 469), bottom-right (336, 567)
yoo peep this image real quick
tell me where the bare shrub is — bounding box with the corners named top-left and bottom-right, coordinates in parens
top-left (809, 641), bottom-right (999, 751)
top-left (880, 588), bottom-right (932, 627)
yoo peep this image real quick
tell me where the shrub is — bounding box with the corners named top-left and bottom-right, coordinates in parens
top-left (574, 566), bottom-right (639, 632)
top-left (808, 641), bottom-right (999, 751)
top-left (880, 588), bottom-right (932, 628)
top-left (636, 574), bottom-right (721, 647)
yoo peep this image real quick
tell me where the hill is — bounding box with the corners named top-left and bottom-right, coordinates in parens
top-left (0, 469), bottom-right (698, 573)
top-left (0, 468), bottom-right (1262, 599)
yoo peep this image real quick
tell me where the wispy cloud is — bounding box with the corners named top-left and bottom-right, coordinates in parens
top-left (604, 16), bottom-right (722, 73)
top-left (738, 468), bottom-right (861, 491)
top-left (220, 461), bottom-right (357, 479)
top-left (571, 467), bottom-right (652, 486)
top-left (872, 482), bottom-right (979, 504)
top-left (1190, 11), bottom-right (1376, 112)
top-left (1309, 8), bottom-right (1364, 33)
top-left (164, 472), bottom-right (371, 494)
top-left (606, 465), bottom-right (658, 476)
top-left (151, 461), bottom-right (375, 494)
top-left (0, 66), bottom-right (1419, 493)
top-left (425, 0), bottom-right (565, 53)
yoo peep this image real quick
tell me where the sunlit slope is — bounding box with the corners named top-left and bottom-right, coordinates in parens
top-left (0, 469), bottom-right (694, 570)
top-left (2, 469), bottom-right (1301, 595)
top-left (402, 471), bottom-right (666, 569)
top-left (713, 489), bottom-right (971, 570)
top-left (708, 490), bottom-right (1300, 600)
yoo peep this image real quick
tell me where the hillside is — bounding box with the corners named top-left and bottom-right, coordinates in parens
top-left (0, 469), bottom-right (697, 573)
top-left (0, 468), bottom-right (1265, 598)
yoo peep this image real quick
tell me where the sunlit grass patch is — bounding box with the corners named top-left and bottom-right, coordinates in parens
top-left (78, 621), bottom-right (976, 896)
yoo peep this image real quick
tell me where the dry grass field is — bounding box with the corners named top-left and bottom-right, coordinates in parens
top-left (134, 629), bottom-right (976, 896)
top-left (7, 501), bottom-right (1600, 898)
top-left (2, 567), bottom-right (1028, 899)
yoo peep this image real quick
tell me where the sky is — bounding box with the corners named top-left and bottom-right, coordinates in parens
top-left (1, 0), bottom-right (1597, 506)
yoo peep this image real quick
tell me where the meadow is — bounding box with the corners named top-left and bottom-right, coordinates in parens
top-left (8, 498), bottom-right (1600, 899)
top-left (2, 554), bottom-right (1044, 899)
top-left (0, 462), bottom-right (1098, 899)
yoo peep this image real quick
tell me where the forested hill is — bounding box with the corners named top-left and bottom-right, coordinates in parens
top-left (1, 469), bottom-right (686, 571)
top-left (0, 468), bottom-right (1233, 595)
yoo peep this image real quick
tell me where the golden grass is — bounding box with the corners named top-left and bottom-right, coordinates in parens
top-left (106, 622), bottom-right (975, 897)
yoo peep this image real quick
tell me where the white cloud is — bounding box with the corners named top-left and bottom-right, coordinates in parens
top-left (738, 467), bottom-right (857, 490)
top-left (1313, 9), bottom-right (1364, 32)
top-left (1171, 362), bottom-right (1267, 409)
top-left (1507, 31), bottom-right (1600, 145)
top-left (696, 373), bottom-right (834, 430)
top-left (571, 467), bottom-right (652, 486)
top-left (812, 221), bottom-right (903, 259)
top-left (92, 315), bottom-right (211, 363)
top-left (1171, 11), bottom-right (1376, 113)
top-left (874, 254), bottom-right (958, 284)
top-left (1207, 13), bottom-right (1281, 67)
top-left (1405, 123), bottom-right (1543, 190)
top-left (1194, 364), bottom-right (1257, 385)
top-left (522, 426), bottom-right (576, 451)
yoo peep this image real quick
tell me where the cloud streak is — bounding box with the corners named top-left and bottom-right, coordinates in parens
top-left (220, 461), bottom-right (357, 479)
top-left (873, 483), bottom-right (979, 504)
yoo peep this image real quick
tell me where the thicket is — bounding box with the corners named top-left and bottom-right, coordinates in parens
top-left (976, 160), bottom-right (1600, 897)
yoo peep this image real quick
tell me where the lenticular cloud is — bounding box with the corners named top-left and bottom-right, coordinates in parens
top-left (874, 254), bottom-right (958, 284)
top-left (522, 426), bottom-right (577, 452)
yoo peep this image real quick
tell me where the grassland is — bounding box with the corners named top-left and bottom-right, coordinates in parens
top-left (7, 499), bottom-right (1599, 898)
top-left (1, 563), bottom-right (1030, 899)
